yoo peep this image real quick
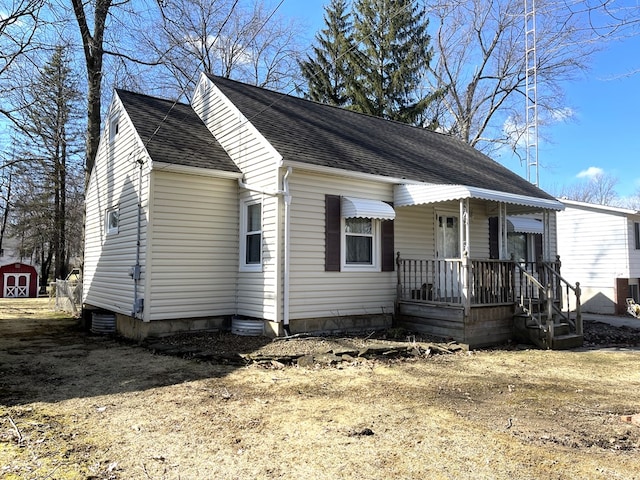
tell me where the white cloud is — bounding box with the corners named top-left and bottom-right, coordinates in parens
top-left (576, 167), bottom-right (604, 179)
top-left (550, 107), bottom-right (574, 122)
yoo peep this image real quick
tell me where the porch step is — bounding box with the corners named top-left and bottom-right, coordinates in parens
top-left (513, 315), bottom-right (583, 350)
top-left (551, 334), bottom-right (584, 350)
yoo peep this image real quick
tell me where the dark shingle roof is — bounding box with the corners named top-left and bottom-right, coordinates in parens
top-left (206, 74), bottom-right (555, 201)
top-left (115, 89), bottom-right (240, 174)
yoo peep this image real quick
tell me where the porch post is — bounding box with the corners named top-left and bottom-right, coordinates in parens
top-left (461, 199), bottom-right (471, 315)
top-left (499, 203), bottom-right (508, 259)
top-left (542, 210), bottom-right (551, 261)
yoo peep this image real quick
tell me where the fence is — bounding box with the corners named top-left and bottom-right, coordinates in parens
top-left (53, 279), bottom-right (82, 315)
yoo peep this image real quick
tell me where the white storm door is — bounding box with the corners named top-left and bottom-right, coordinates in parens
top-left (435, 213), bottom-right (461, 302)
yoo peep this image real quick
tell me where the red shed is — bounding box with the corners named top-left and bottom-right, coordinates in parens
top-left (1, 262), bottom-right (39, 298)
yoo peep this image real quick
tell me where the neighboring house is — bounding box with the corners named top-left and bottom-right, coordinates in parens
top-left (83, 73), bottom-right (578, 348)
top-left (0, 235), bottom-right (21, 265)
top-left (557, 199), bottom-right (640, 315)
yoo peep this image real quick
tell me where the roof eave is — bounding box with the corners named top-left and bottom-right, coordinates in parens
top-left (151, 161), bottom-right (243, 179)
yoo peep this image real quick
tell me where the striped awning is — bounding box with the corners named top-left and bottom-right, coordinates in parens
top-left (394, 184), bottom-right (564, 212)
top-left (507, 216), bottom-right (543, 234)
top-left (341, 197), bottom-right (396, 220)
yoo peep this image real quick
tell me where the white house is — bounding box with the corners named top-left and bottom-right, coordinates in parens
top-left (82, 73), bottom-right (579, 348)
top-left (557, 199), bottom-right (640, 314)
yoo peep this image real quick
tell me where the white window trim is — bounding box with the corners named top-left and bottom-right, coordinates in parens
top-left (239, 198), bottom-right (263, 272)
top-left (109, 114), bottom-right (120, 143)
top-left (341, 217), bottom-right (381, 272)
top-left (106, 207), bottom-right (119, 235)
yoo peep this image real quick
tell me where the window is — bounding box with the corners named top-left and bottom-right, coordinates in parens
top-left (240, 200), bottom-right (262, 270)
top-left (109, 115), bottom-right (119, 142)
top-left (507, 232), bottom-right (527, 263)
top-left (437, 215), bottom-right (460, 258)
top-left (635, 222), bottom-right (640, 250)
top-left (344, 217), bottom-right (376, 266)
top-left (106, 207), bottom-right (119, 235)
top-left (324, 195), bottom-right (395, 272)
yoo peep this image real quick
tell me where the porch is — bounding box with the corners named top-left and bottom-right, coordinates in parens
top-left (395, 254), bottom-right (583, 349)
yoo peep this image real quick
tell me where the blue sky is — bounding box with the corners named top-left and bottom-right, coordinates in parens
top-left (280, 0), bottom-right (640, 199)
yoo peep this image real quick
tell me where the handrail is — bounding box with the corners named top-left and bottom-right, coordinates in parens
top-left (542, 263), bottom-right (578, 294)
top-left (515, 264), bottom-right (544, 290)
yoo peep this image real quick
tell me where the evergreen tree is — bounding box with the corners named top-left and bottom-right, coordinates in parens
top-left (298, 0), bottom-right (354, 107)
top-left (12, 45), bottom-right (83, 285)
top-left (350, 0), bottom-right (433, 124)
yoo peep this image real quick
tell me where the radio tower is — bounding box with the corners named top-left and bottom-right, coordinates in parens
top-left (524, 0), bottom-right (539, 186)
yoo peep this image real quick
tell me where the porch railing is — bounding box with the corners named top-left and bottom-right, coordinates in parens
top-left (395, 255), bottom-right (463, 304)
top-left (516, 260), bottom-right (582, 338)
top-left (396, 254), bottom-right (516, 306)
top-left (396, 254), bottom-right (581, 318)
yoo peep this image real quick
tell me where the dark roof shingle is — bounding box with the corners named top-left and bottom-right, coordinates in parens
top-left (115, 89), bottom-right (240, 174)
top-left (206, 74), bottom-right (554, 201)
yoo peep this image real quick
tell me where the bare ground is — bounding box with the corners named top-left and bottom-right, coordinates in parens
top-left (1, 298), bottom-right (639, 480)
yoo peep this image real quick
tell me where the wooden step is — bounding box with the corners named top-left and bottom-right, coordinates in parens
top-left (551, 334), bottom-right (584, 350)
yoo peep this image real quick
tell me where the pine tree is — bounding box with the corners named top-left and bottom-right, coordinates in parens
top-left (298, 0), bottom-right (354, 106)
top-left (350, 0), bottom-right (433, 124)
top-left (14, 45), bottom-right (83, 285)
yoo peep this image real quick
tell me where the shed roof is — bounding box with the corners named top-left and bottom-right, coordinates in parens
top-left (115, 89), bottom-right (241, 174)
top-left (205, 74), bottom-right (556, 202)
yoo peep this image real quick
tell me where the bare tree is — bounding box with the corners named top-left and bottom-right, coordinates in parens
top-left (10, 45), bottom-right (84, 280)
top-left (0, 0), bottom-right (46, 126)
top-left (147, 0), bottom-right (304, 98)
top-left (423, 0), bottom-right (606, 154)
top-left (555, 172), bottom-right (619, 205)
top-left (69, 0), bottom-right (114, 177)
top-left (0, 160), bottom-right (14, 255)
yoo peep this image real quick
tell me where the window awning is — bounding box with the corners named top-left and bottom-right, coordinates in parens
top-left (507, 216), bottom-right (543, 234)
top-left (341, 197), bottom-right (396, 220)
top-left (393, 184), bottom-right (564, 212)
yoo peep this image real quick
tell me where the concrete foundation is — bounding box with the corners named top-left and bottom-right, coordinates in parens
top-left (84, 306), bottom-right (392, 341)
top-left (115, 313), bottom-right (230, 341)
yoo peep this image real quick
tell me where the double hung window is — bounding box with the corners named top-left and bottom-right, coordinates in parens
top-left (240, 199), bottom-right (262, 271)
top-left (343, 217), bottom-right (377, 268)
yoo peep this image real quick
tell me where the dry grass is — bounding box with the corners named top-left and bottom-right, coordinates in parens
top-left (1, 298), bottom-right (639, 479)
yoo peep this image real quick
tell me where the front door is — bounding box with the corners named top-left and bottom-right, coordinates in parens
top-left (436, 213), bottom-right (461, 302)
top-left (4, 273), bottom-right (29, 297)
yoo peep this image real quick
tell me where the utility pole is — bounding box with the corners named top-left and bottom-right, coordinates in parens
top-left (524, 0), bottom-right (539, 186)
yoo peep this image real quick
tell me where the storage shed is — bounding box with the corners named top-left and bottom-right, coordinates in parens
top-left (1, 262), bottom-right (39, 298)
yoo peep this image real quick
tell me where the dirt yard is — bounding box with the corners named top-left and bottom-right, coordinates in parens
top-left (1, 298), bottom-right (639, 480)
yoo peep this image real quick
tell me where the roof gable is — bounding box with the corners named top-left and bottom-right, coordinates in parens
top-left (115, 89), bottom-right (240, 174)
top-left (205, 74), bottom-right (555, 202)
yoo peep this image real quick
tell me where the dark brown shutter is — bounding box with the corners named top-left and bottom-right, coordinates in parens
top-left (534, 233), bottom-right (543, 261)
top-left (489, 217), bottom-right (499, 259)
top-left (325, 195), bottom-right (341, 271)
top-left (381, 217), bottom-right (395, 272)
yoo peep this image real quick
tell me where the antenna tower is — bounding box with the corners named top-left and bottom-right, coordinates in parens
top-left (524, 0), bottom-right (539, 186)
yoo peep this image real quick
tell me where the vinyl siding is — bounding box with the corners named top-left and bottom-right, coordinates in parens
top-left (145, 171), bottom-right (238, 320)
top-left (626, 217), bottom-right (640, 276)
top-left (395, 204), bottom-right (435, 258)
top-left (192, 74), bottom-right (281, 321)
top-left (287, 170), bottom-right (395, 319)
top-left (83, 95), bottom-right (149, 315)
top-left (557, 206), bottom-right (631, 287)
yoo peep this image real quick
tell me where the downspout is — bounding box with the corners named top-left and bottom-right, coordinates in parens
top-left (282, 167), bottom-right (292, 335)
top-left (237, 166), bottom-right (293, 335)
